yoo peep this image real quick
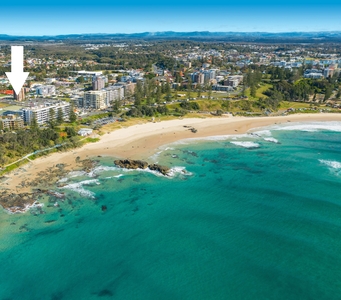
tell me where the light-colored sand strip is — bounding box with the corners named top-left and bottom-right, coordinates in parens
top-left (2, 113), bottom-right (341, 193)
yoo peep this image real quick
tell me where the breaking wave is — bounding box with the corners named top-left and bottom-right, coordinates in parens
top-left (230, 141), bottom-right (260, 149)
top-left (270, 122), bottom-right (341, 132)
top-left (319, 159), bottom-right (341, 169)
top-left (61, 179), bottom-right (100, 199)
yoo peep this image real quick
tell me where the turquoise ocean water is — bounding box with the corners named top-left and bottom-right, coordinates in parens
top-left (1, 121), bottom-right (341, 300)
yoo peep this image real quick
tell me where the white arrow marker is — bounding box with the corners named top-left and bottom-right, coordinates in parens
top-left (5, 46), bottom-right (29, 95)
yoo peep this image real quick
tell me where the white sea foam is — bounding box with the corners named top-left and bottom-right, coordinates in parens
top-left (61, 179), bottom-right (100, 199)
top-left (113, 174), bottom-right (124, 178)
top-left (107, 165), bottom-right (192, 179)
top-left (252, 130), bottom-right (272, 137)
top-left (270, 122), bottom-right (341, 132)
top-left (57, 177), bottom-right (68, 183)
top-left (149, 150), bottom-right (163, 163)
top-left (263, 137), bottom-right (279, 143)
top-left (5, 201), bottom-right (44, 214)
top-left (88, 166), bottom-right (118, 177)
top-left (104, 176), bottom-right (123, 179)
top-left (57, 170), bottom-right (88, 183)
top-left (68, 171), bottom-right (87, 178)
top-left (319, 159), bottom-right (341, 169)
top-left (149, 145), bottom-right (176, 162)
top-left (168, 166), bottom-right (193, 177)
top-left (230, 141), bottom-right (260, 148)
top-left (144, 166), bottom-right (192, 178)
top-left (170, 134), bottom-right (254, 145)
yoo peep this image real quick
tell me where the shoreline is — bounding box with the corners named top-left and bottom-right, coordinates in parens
top-left (2, 113), bottom-right (341, 198)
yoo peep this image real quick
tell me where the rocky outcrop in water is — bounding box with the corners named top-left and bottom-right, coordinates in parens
top-left (0, 191), bottom-right (43, 213)
top-left (114, 159), bottom-right (170, 176)
top-left (1, 159), bottom-right (98, 213)
top-left (114, 159), bottom-right (149, 170)
top-left (148, 164), bottom-right (170, 176)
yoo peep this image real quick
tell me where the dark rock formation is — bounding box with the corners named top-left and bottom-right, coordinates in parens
top-left (0, 191), bottom-right (42, 213)
top-left (114, 159), bottom-right (148, 170)
top-left (148, 164), bottom-right (170, 176)
top-left (114, 159), bottom-right (170, 176)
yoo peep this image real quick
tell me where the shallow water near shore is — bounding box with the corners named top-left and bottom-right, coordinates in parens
top-left (1, 122), bottom-right (341, 300)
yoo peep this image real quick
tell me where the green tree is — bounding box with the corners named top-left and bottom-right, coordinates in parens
top-left (208, 85), bottom-right (212, 100)
top-left (65, 126), bottom-right (77, 137)
top-left (57, 108), bottom-right (64, 125)
top-left (134, 93), bottom-right (141, 106)
top-left (324, 86), bottom-right (332, 101)
top-left (222, 101), bottom-right (230, 111)
top-left (69, 106), bottom-right (77, 123)
top-left (156, 85), bottom-right (162, 103)
top-left (48, 108), bottom-right (56, 128)
top-left (165, 82), bottom-right (171, 94)
top-left (336, 89), bottom-right (341, 99)
top-left (134, 80), bottom-right (143, 106)
top-left (197, 84), bottom-right (202, 98)
top-left (30, 116), bottom-right (39, 131)
top-left (250, 85), bottom-right (257, 98)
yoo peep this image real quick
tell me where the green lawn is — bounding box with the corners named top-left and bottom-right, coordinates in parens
top-left (245, 83), bottom-right (273, 100)
top-left (279, 101), bottom-right (317, 110)
top-left (256, 84), bottom-right (273, 98)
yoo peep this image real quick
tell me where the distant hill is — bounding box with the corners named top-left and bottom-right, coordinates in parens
top-left (1, 31), bottom-right (341, 43)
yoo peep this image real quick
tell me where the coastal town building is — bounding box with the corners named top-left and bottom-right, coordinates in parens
top-left (304, 69), bottom-right (324, 79)
top-left (23, 101), bottom-right (70, 125)
top-left (92, 76), bottom-right (106, 90)
top-left (224, 75), bottom-right (244, 87)
top-left (83, 91), bottom-right (107, 109)
top-left (323, 67), bottom-right (335, 78)
top-left (77, 128), bottom-right (93, 136)
top-left (0, 114), bottom-right (24, 130)
top-left (105, 86), bottom-right (124, 104)
top-left (76, 70), bottom-right (102, 77)
top-left (36, 85), bottom-right (56, 96)
top-left (114, 82), bottom-right (136, 95)
top-left (212, 84), bottom-right (234, 92)
top-left (14, 88), bottom-right (25, 101)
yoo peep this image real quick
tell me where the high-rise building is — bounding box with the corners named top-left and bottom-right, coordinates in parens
top-left (113, 82), bottom-right (136, 97)
top-left (92, 76), bottom-right (106, 90)
top-left (23, 101), bottom-right (70, 125)
top-left (84, 91), bottom-right (107, 109)
top-left (197, 73), bottom-right (205, 85)
top-left (105, 86), bottom-right (124, 105)
top-left (14, 88), bottom-right (25, 101)
top-left (191, 72), bottom-right (198, 83)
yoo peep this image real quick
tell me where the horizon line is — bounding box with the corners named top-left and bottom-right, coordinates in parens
top-left (1, 30), bottom-right (341, 37)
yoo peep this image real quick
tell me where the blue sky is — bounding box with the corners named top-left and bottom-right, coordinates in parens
top-left (1, 1), bottom-right (341, 35)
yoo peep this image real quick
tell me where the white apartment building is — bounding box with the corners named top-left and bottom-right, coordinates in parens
top-left (92, 76), bottom-right (107, 90)
top-left (23, 101), bottom-right (70, 125)
top-left (36, 85), bottom-right (56, 96)
top-left (105, 86), bottom-right (124, 105)
top-left (83, 91), bottom-right (107, 109)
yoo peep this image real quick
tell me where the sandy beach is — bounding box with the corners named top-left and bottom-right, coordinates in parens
top-left (2, 113), bottom-right (341, 193)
